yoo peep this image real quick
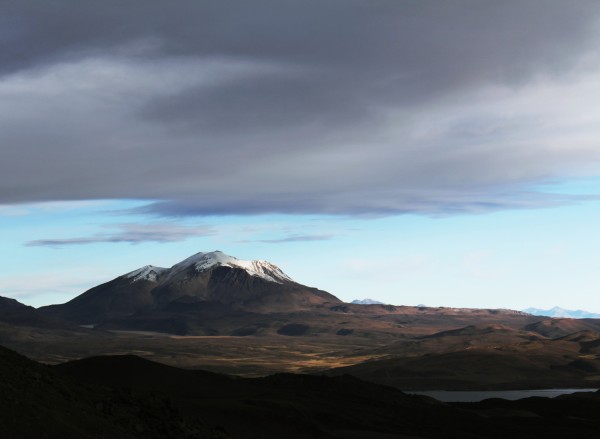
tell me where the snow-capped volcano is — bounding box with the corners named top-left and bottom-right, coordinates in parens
top-left (125, 251), bottom-right (293, 284)
top-left (40, 250), bottom-right (338, 326)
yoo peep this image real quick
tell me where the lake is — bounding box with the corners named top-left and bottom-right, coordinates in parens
top-left (407, 388), bottom-right (598, 402)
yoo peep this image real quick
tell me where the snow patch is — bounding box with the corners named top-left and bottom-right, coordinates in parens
top-left (125, 265), bottom-right (167, 283)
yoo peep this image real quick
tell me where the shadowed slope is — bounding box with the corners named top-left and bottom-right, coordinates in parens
top-left (0, 295), bottom-right (71, 329)
top-left (0, 296), bottom-right (29, 312)
top-left (325, 324), bottom-right (600, 390)
top-left (0, 345), bottom-right (219, 438)
top-left (524, 318), bottom-right (600, 338)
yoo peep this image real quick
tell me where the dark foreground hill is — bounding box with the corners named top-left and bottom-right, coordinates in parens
top-left (3, 345), bottom-right (600, 438)
top-left (0, 345), bottom-right (219, 438)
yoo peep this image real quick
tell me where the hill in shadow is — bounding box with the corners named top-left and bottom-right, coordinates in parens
top-left (51, 350), bottom-right (600, 438)
top-left (5, 344), bottom-right (600, 437)
top-left (0, 345), bottom-right (224, 438)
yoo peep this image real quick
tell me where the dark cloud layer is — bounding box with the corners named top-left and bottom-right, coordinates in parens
top-left (2, 1), bottom-right (600, 215)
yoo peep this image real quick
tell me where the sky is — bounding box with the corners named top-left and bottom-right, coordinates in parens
top-left (1, 1), bottom-right (600, 311)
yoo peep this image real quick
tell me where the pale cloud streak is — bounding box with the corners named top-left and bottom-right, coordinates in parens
top-left (247, 234), bottom-right (334, 244)
top-left (25, 223), bottom-right (216, 247)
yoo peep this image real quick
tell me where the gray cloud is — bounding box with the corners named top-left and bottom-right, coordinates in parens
top-left (137, 191), bottom-right (600, 217)
top-left (25, 223), bottom-right (215, 247)
top-left (3, 1), bottom-right (600, 216)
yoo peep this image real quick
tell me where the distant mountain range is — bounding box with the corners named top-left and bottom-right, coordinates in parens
top-left (523, 307), bottom-right (600, 319)
top-left (348, 301), bottom-right (600, 319)
top-left (351, 298), bottom-right (384, 305)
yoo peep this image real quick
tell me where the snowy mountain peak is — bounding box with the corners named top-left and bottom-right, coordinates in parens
top-left (125, 265), bottom-right (167, 283)
top-left (125, 251), bottom-right (294, 285)
top-left (169, 251), bottom-right (294, 284)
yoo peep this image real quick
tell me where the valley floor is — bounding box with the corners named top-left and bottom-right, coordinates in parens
top-left (3, 311), bottom-right (600, 391)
